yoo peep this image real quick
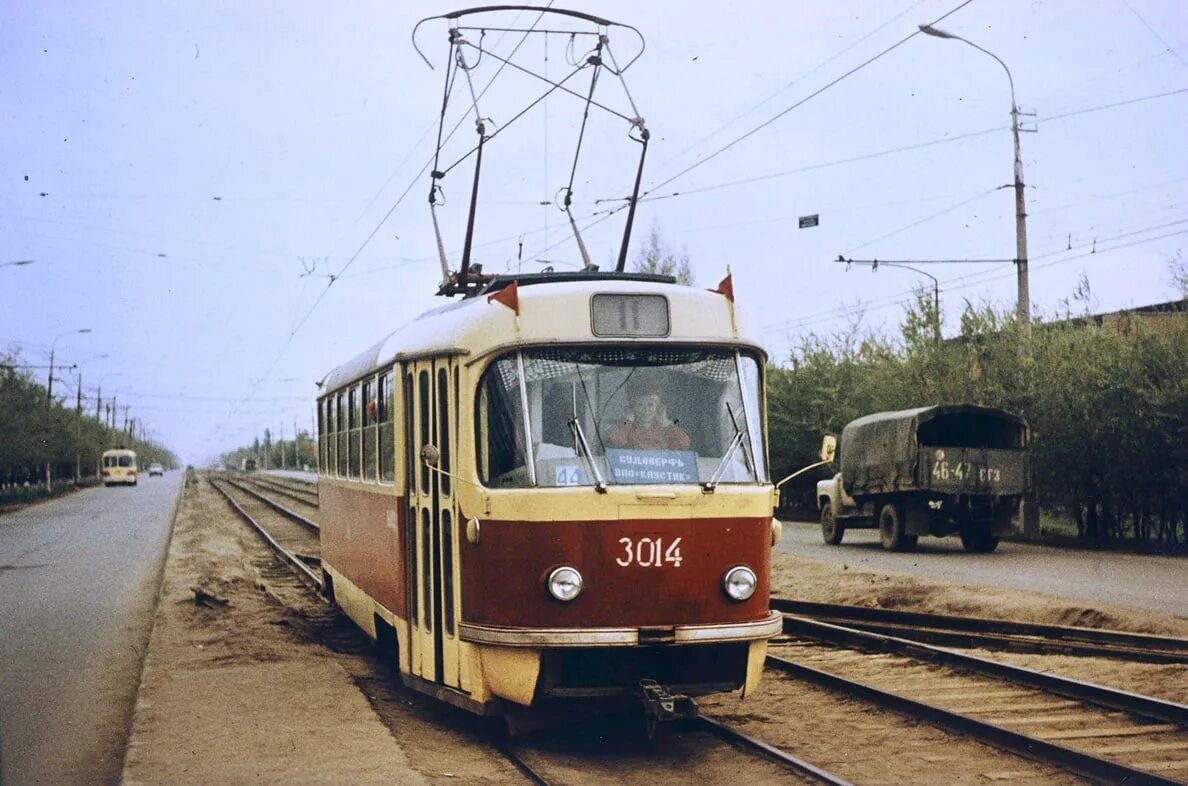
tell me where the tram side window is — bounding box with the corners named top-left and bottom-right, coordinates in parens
top-left (348, 385), bottom-right (361, 480)
top-left (328, 396), bottom-right (338, 477)
top-left (404, 371), bottom-right (415, 495)
top-left (437, 367), bottom-right (451, 496)
top-left (318, 401), bottom-right (327, 474)
top-left (419, 371), bottom-right (430, 495)
top-left (476, 364), bottom-right (526, 485)
top-left (362, 379), bottom-right (377, 482)
top-left (379, 370), bottom-right (395, 483)
top-left (336, 392), bottom-right (348, 477)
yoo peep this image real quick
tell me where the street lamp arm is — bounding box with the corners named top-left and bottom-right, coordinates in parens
top-left (872, 261), bottom-right (938, 288)
top-left (918, 22), bottom-right (1030, 331)
top-left (918, 24), bottom-right (1016, 107)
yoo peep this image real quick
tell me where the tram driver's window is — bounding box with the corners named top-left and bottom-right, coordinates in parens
top-left (476, 360), bottom-right (526, 486)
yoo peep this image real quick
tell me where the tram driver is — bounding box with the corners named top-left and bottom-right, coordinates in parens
top-left (607, 377), bottom-right (692, 451)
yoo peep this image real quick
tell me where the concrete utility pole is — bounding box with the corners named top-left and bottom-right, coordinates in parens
top-left (96, 372), bottom-right (122, 422)
top-left (919, 24), bottom-right (1031, 335)
top-left (44, 328), bottom-right (92, 491)
top-left (46, 328), bottom-right (91, 405)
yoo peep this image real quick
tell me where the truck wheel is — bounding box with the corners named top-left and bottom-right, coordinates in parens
top-left (821, 502), bottom-right (844, 545)
top-left (961, 526), bottom-right (999, 553)
top-left (878, 503), bottom-right (913, 551)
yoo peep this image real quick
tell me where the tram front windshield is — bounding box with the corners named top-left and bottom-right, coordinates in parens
top-left (477, 347), bottom-right (767, 488)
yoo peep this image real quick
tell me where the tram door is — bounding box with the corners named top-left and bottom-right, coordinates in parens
top-left (405, 357), bottom-right (461, 689)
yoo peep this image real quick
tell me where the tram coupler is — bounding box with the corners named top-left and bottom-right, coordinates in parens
top-left (635, 679), bottom-right (698, 738)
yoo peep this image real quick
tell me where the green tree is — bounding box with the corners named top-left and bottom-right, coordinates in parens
top-left (631, 222), bottom-right (695, 285)
top-left (764, 283), bottom-right (1187, 547)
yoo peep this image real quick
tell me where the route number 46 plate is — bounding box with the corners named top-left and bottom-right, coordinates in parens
top-left (615, 537), bottom-right (683, 567)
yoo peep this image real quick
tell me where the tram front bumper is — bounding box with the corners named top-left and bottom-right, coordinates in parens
top-left (465, 612), bottom-right (781, 705)
top-left (459, 610), bottom-right (782, 647)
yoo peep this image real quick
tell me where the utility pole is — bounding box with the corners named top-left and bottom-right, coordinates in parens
top-left (75, 373), bottom-right (83, 483)
top-left (44, 328), bottom-right (92, 491)
top-left (918, 23), bottom-right (1032, 335)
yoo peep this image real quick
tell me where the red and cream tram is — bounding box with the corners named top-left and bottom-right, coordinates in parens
top-left (316, 272), bottom-right (782, 724)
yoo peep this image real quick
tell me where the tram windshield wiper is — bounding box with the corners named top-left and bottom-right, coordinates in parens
top-left (704, 403), bottom-right (752, 491)
top-left (568, 417), bottom-right (608, 493)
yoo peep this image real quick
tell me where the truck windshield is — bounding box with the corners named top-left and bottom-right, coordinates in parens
top-left (476, 347), bottom-right (767, 488)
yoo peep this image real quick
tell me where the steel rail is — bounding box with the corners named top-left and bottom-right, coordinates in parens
top-left (248, 476), bottom-right (320, 506)
top-left (791, 618), bottom-right (1188, 664)
top-left (223, 476), bottom-right (319, 532)
top-left (772, 598), bottom-right (1188, 654)
top-left (694, 716), bottom-right (854, 785)
top-left (765, 653), bottom-right (1184, 786)
top-left (491, 740), bottom-right (554, 786)
top-left (782, 615), bottom-right (1188, 725)
top-left (210, 479), bottom-right (323, 591)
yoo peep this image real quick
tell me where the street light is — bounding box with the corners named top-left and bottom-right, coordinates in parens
top-left (919, 23), bottom-right (1030, 332)
top-left (839, 256), bottom-right (941, 343)
top-left (2, 259), bottom-right (35, 268)
top-left (47, 328), bottom-right (92, 404)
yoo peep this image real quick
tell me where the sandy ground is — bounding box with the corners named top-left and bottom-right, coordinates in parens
top-left (121, 475), bottom-right (520, 785)
top-left (121, 476), bottom-right (1188, 784)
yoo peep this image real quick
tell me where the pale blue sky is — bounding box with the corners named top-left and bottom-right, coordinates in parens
top-left (3, 1), bottom-right (1186, 463)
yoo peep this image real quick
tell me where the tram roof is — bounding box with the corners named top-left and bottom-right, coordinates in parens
top-left (320, 274), bottom-right (764, 393)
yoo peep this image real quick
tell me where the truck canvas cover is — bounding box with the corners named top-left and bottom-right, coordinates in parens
top-left (840, 404), bottom-right (1029, 497)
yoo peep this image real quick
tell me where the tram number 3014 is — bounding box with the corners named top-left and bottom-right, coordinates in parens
top-left (616, 537), bottom-right (683, 567)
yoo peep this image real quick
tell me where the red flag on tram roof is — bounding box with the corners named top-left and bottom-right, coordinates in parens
top-left (710, 273), bottom-right (734, 302)
top-left (487, 279), bottom-right (520, 315)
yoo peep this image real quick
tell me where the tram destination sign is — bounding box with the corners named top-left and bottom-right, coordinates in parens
top-left (607, 449), bottom-right (697, 484)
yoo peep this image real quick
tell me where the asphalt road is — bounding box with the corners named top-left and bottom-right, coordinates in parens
top-left (0, 474), bottom-right (180, 786)
top-left (778, 517), bottom-right (1188, 619)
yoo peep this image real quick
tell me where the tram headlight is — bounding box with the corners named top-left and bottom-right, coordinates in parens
top-left (722, 565), bottom-right (758, 601)
top-left (547, 566), bottom-right (583, 602)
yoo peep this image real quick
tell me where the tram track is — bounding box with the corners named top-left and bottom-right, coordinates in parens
top-left (773, 615), bottom-right (1188, 784)
top-left (205, 475), bottom-right (850, 784)
top-left (491, 715), bottom-right (842, 785)
top-left (209, 477), bottom-right (322, 591)
top-left (206, 475), bottom-right (1188, 782)
top-left (220, 475), bottom-right (319, 531)
top-left (772, 597), bottom-right (1188, 664)
top-left (240, 474), bottom-right (320, 509)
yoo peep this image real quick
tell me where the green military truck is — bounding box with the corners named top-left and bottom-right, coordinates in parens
top-left (815, 404), bottom-right (1031, 553)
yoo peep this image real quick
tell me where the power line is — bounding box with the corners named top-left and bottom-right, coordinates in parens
top-left (1119, 0), bottom-right (1188, 70)
top-left (638, 0), bottom-right (977, 199)
top-left (651, 0), bottom-right (932, 177)
top-left (762, 218), bottom-right (1188, 335)
top-left (843, 187), bottom-right (1001, 255)
top-left (203, 7), bottom-right (559, 454)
